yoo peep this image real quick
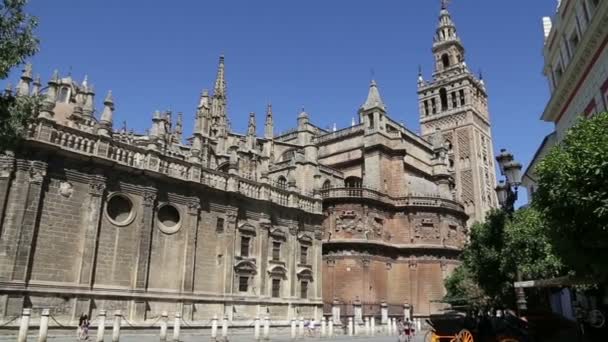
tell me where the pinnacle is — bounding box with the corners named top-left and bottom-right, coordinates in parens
top-left (361, 79), bottom-right (386, 111)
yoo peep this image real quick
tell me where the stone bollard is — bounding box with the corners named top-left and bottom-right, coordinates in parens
top-left (221, 316), bottom-right (229, 342)
top-left (211, 315), bottom-right (218, 342)
top-left (353, 319), bottom-right (358, 336)
top-left (347, 317), bottom-right (353, 336)
top-left (371, 316), bottom-right (375, 337)
top-left (96, 310), bottom-right (107, 342)
top-left (386, 318), bottom-right (391, 336)
top-left (254, 317), bottom-right (261, 341)
top-left (320, 317), bottom-right (326, 337)
top-left (173, 312), bottom-right (181, 342)
top-left (17, 308), bottom-right (31, 342)
top-left (298, 317), bottom-right (304, 337)
top-left (263, 316), bottom-right (270, 341)
top-left (112, 310), bottom-right (121, 342)
top-left (328, 319), bottom-right (334, 337)
top-left (38, 309), bottom-right (49, 342)
top-left (364, 317), bottom-right (370, 336)
top-left (160, 312), bottom-right (168, 342)
top-left (290, 319), bottom-right (296, 340)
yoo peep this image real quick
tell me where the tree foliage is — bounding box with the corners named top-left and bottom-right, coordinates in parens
top-left (0, 0), bottom-right (38, 79)
top-left (533, 112), bottom-right (608, 281)
top-left (0, 0), bottom-right (39, 152)
top-left (445, 208), bottom-right (563, 309)
top-left (0, 93), bottom-right (39, 151)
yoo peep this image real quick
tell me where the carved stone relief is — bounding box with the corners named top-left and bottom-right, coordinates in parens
top-left (413, 217), bottom-right (441, 241)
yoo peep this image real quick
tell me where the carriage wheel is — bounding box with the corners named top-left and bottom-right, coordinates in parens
top-left (456, 329), bottom-right (474, 342)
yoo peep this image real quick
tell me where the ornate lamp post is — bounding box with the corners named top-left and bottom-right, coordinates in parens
top-left (494, 149), bottom-right (527, 313)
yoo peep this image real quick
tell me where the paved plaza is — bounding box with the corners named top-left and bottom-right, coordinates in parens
top-left (0, 329), bottom-right (428, 342)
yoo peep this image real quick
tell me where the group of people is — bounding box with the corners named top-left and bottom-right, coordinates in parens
top-left (397, 318), bottom-right (415, 342)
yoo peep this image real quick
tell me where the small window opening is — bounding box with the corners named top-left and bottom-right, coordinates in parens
top-left (440, 88), bottom-right (448, 112)
top-left (241, 236), bottom-right (250, 258)
top-left (441, 54), bottom-right (450, 69)
top-left (238, 276), bottom-right (249, 292)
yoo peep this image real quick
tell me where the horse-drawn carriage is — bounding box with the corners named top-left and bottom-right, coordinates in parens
top-left (424, 312), bottom-right (528, 342)
top-left (424, 311), bottom-right (580, 342)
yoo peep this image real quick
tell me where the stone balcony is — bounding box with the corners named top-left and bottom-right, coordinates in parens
top-left (319, 186), bottom-right (465, 214)
top-left (27, 119), bottom-right (323, 215)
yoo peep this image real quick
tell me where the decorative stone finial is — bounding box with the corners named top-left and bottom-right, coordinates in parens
top-left (97, 90), bottom-right (114, 137)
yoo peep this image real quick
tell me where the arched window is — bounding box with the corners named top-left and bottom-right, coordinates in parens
top-left (440, 88), bottom-right (448, 112)
top-left (322, 180), bottom-right (331, 190)
top-left (57, 87), bottom-right (70, 103)
top-left (277, 176), bottom-right (287, 189)
top-left (441, 54), bottom-right (450, 69)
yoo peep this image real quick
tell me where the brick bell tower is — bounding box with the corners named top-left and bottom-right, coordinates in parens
top-left (417, 1), bottom-right (498, 224)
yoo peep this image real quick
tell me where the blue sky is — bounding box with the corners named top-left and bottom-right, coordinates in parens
top-left (6, 0), bottom-right (557, 204)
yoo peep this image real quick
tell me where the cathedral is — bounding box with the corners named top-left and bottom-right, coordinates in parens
top-left (0, 3), bottom-right (496, 324)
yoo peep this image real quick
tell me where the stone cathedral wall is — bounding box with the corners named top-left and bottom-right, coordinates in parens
top-left (0, 150), bottom-right (324, 324)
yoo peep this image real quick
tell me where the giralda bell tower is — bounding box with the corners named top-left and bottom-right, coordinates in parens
top-left (417, 1), bottom-right (498, 224)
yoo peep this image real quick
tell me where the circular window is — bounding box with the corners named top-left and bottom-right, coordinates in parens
top-left (157, 204), bottom-right (181, 234)
top-left (105, 193), bottom-right (136, 226)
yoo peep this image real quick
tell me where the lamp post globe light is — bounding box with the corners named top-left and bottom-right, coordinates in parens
top-left (495, 148), bottom-right (527, 313)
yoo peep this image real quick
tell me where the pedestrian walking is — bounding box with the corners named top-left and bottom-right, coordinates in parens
top-left (404, 318), bottom-right (413, 342)
top-left (397, 318), bottom-right (405, 342)
top-left (77, 314), bottom-right (90, 340)
top-left (307, 318), bottom-right (316, 337)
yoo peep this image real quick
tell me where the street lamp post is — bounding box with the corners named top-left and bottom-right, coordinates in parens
top-left (494, 149), bottom-right (527, 314)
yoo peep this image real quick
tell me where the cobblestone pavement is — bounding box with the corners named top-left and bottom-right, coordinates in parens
top-left (0, 330), bottom-right (428, 342)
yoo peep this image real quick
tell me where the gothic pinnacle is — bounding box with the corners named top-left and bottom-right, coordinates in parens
top-left (17, 63), bottom-right (33, 96)
top-left (361, 79), bottom-right (386, 112)
top-left (265, 103), bottom-right (274, 139)
top-left (214, 55), bottom-right (226, 98)
top-left (97, 90), bottom-right (114, 137)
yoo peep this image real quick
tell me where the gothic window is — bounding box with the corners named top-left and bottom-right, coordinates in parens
top-left (449, 159), bottom-right (455, 169)
top-left (272, 241), bottom-right (281, 261)
top-left (300, 281), bottom-right (309, 299)
top-left (441, 54), bottom-right (450, 69)
top-left (238, 276), bottom-right (249, 292)
top-left (272, 278), bottom-right (281, 298)
top-left (440, 88), bottom-right (448, 112)
top-left (459, 90), bottom-right (466, 105)
top-left (344, 176), bottom-right (362, 188)
top-left (322, 180), bottom-right (332, 190)
top-left (446, 140), bottom-right (453, 151)
top-left (300, 245), bottom-right (309, 265)
top-left (368, 114), bottom-right (374, 128)
top-left (424, 100), bottom-right (430, 116)
top-left (57, 86), bottom-right (70, 103)
top-left (277, 176), bottom-right (287, 189)
top-left (431, 98), bottom-right (437, 114)
top-left (451, 92), bottom-right (458, 108)
top-left (241, 236), bottom-right (251, 258)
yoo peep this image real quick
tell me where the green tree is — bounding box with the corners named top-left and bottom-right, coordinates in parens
top-left (0, 0), bottom-right (38, 79)
top-left (445, 208), bottom-right (563, 308)
top-left (0, 0), bottom-right (39, 152)
top-left (533, 112), bottom-right (608, 281)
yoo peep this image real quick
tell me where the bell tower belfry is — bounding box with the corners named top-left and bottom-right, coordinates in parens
top-left (418, 1), bottom-right (498, 224)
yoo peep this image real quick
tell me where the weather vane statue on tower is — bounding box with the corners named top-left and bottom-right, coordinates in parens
top-left (441, 0), bottom-right (451, 10)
